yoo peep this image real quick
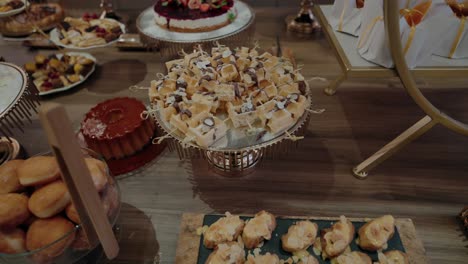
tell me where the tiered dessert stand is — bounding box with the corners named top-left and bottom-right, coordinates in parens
top-left (136, 0), bottom-right (255, 57)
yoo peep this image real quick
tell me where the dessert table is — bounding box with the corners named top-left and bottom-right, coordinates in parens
top-left (1, 1), bottom-right (468, 264)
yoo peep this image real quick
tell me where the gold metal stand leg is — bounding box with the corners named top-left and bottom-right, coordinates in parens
top-left (324, 73), bottom-right (346, 96)
top-left (353, 115), bottom-right (436, 179)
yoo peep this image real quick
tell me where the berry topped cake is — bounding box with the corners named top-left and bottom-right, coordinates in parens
top-left (154, 0), bottom-right (237, 32)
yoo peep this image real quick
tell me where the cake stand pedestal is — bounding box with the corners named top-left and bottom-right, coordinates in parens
top-left (136, 1), bottom-right (255, 57)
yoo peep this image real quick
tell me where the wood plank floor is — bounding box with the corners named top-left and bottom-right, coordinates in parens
top-left (1, 2), bottom-right (467, 264)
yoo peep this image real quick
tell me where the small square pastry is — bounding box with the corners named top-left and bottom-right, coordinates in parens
top-left (286, 94), bottom-right (308, 120)
top-left (169, 110), bottom-right (192, 134)
top-left (215, 83), bottom-right (236, 102)
top-left (192, 92), bottom-right (220, 113)
top-left (278, 82), bottom-right (300, 97)
top-left (226, 99), bottom-right (257, 128)
top-left (186, 112), bottom-right (228, 148)
top-left (219, 64), bottom-right (239, 82)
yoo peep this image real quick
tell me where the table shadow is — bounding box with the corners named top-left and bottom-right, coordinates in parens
top-left (81, 203), bottom-right (160, 264)
top-left (185, 133), bottom-right (336, 216)
top-left (87, 59), bottom-right (148, 94)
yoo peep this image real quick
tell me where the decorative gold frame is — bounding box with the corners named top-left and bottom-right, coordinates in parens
top-left (313, 4), bottom-right (468, 96)
top-left (314, 1), bottom-right (468, 178)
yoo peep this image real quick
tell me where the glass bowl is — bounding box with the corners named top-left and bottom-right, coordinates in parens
top-left (0, 148), bottom-right (121, 264)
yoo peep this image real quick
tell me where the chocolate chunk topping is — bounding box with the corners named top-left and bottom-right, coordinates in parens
top-left (234, 83), bottom-right (241, 98)
top-left (180, 109), bottom-right (192, 118)
top-left (246, 71), bottom-right (258, 83)
top-left (60, 21), bottom-right (71, 31)
top-left (173, 94), bottom-right (183, 102)
top-left (85, 25), bottom-right (99, 32)
top-left (298, 81), bottom-right (307, 95)
top-left (200, 75), bottom-right (212, 82)
top-left (256, 130), bottom-right (267, 141)
top-left (177, 80), bottom-right (187, 89)
top-left (173, 102), bottom-right (181, 113)
top-left (255, 61), bottom-right (264, 69)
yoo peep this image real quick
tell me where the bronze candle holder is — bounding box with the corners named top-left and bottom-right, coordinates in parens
top-left (285, 0), bottom-right (321, 34)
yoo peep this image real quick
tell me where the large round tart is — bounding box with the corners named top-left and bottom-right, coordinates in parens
top-left (81, 97), bottom-right (155, 160)
top-left (153, 0), bottom-right (237, 32)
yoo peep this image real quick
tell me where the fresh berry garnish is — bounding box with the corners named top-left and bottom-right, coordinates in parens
top-left (200, 3), bottom-right (210, 12)
top-left (91, 13), bottom-right (99, 19)
top-left (188, 0), bottom-right (201, 9)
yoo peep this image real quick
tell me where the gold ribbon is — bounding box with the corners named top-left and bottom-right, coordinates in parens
top-left (449, 16), bottom-right (466, 58)
top-left (357, 15), bottom-right (383, 49)
top-left (399, 8), bottom-right (425, 55)
top-left (338, 0), bottom-right (349, 31)
top-left (403, 26), bottom-right (416, 55)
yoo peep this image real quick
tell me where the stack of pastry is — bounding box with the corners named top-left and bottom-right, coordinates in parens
top-left (201, 213), bottom-right (408, 264)
top-left (0, 155), bottom-right (118, 262)
top-left (149, 45), bottom-right (310, 148)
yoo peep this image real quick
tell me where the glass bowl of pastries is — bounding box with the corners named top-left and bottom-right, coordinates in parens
top-left (0, 148), bottom-right (120, 264)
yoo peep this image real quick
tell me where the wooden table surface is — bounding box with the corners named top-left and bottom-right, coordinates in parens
top-left (1, 2), bottom-right (468, 264)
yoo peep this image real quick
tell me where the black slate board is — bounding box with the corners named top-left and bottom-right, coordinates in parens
top-left (197, 215), bottom-right (406, 263)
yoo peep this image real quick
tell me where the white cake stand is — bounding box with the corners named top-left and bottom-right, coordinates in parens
top-left (136, 1), bottom-right (256, 57)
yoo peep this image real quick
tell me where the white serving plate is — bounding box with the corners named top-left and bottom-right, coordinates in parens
top-left (0, 0), bottom-right (27, 18)
top-left (49, 18), bottom-right (126, 50)
top-left (37, 52), bottom-right (97, 96)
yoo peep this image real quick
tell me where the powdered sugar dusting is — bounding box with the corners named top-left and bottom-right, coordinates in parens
top-left (83, 118), bottom-right (107, 138)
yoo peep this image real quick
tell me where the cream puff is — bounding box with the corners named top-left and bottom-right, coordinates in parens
top-left (203, 213), bottom-right (245, 249)
top-left (26, 216), bottom-right (76, 259)
top-left (245, 252), bottom-right (280, 264)
top-left (0, 228), bottom-right (27, 254)
top-left (0, 193), bottom-right (30, 228)
top-left (358, 215), bottom-right (395, 251)
top-left (84, 158), bottom-right (108, 192)
top-left (17, 156), bottom-right (60, 187)
top-left (281, 220), bottom-right (318, 253)
top-left (205, 242), bottom-right (245, 264)
top-left (321, 216), bottom-right (355, 259)
top-left (28, 181), bottom-right (71, 218)
top-left (242, 211), bottom-right (276, 249)
top-left (332, 251), bottom-right (372, 264)
top-left (65, 203), bottom-right (80, 224)
top-left (0, 160), bottom-right (24, 194)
